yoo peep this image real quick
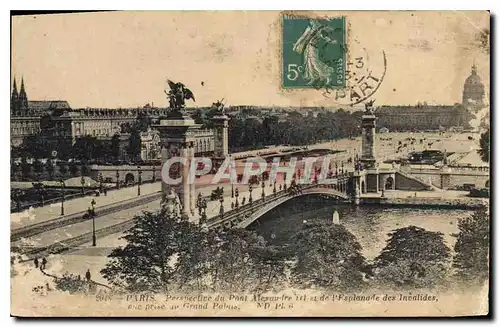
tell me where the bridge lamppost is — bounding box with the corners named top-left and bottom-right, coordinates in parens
top-left (89, 199), bottom-right (97, 247)
top-left (116, 170), bottom-right (120, 189)
top-left (261, 180), bottom-right (265, 199)
top-left (249, 184), bottom-right (253, 203)
top-left (60, 180), bottom-right (65, 216)
top-left (231, 183), bottom-right (234, 198)
top-left (235, 188), bottom-right (239, 208)
top-left (273, 181), bottom-right (276, 195)
top-left (152, 165), bottom-right (156, 182)
top-left (137, 166), bottom-right (142, 196)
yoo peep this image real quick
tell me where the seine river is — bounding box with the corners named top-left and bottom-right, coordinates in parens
top-left (249, 195), bottom-right (473, 260)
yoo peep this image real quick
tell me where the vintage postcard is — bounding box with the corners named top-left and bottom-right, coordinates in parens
top-left (10, 11), bottom-right (490, 317)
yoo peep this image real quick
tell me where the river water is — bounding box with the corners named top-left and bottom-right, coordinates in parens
top-left (249, 195), bottom-right (473, 260)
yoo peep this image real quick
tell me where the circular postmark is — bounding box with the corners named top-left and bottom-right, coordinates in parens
top-left (314, 39), bottom-right (387, 106)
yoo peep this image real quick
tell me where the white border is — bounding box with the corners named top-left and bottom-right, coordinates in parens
top-left (2, 1), bottom-right (498, 326)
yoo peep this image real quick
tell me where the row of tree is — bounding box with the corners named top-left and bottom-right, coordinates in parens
top-left (96, 206), bottom-right (489, 293)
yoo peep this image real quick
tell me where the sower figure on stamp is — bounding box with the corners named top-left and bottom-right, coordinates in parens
top-left (293, 19), bottom-right (341, 86)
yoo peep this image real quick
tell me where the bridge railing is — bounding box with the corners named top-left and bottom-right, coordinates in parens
top-left (206, 181), bottom-right (351, 228)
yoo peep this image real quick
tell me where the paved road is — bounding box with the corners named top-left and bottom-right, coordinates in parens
top-left (11, 182), bottom-right (162, 230)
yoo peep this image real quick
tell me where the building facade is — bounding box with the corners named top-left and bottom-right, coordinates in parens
top-left (376, 63), bottom-right (484, 132)
top-left (10, 78), bottom-right (216, 157)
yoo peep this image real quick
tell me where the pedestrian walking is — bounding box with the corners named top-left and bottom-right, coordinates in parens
top-left (85, 269), bottom-right (91, 282)
top-left (41, 258), bottom-right (47, 270)
top-left (34, 258), bottom-right (39, 269)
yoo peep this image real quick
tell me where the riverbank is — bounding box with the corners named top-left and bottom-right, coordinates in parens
top-left (361, 191), bottom-right (487, 209)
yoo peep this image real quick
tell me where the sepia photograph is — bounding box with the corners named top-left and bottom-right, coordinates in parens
top-left (9, 10), bottom-right (490, 317)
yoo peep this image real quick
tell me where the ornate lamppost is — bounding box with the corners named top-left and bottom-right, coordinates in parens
top-left (137, 166), bottom-right (142, 196)
top-left (60, 180), bottom-right (65, 216)
top-left (116, 170), bottom-right (120, 189)
top-left (152, 165), bottom-right (156, 182)
top-left (231, 183), bottom-right (234, 198)
top-left (273, 181), bottom-right (276, 195)
top-left (249, 184), bottom-right (253, 203)
top-left (261, 180), bottom-right (265, 199)
top-left (235, 188), bottom-right (239, 208)
top-left (89, 199), bottom-right (97, 247)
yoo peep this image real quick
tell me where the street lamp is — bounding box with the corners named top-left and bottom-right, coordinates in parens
top-left (273, 181), bottom-right (276, 195)
top-left (235, 188), bottom-right (239, 208)
top-left (231, 182), bottom-right (234, 198)
top-left (152, 165), bottom-right (156, 182)
top-left (89, 199), bottom-right (97, 247)
top-left (116, 170), bottom-right (120, 189)
top-left (137, 166), bottom-right (142, 196)
top-left (249, 184), bottom-right (253, 203)
top-left (261, 180), bottom-right (265, 199)
top-left (60, 180), bottom-right (65, 216)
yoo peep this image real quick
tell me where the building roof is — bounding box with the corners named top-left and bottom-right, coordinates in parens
top-left (28, 100), bottom-right (71, 111)
top-left (376, 104), bottom-right (463, 114)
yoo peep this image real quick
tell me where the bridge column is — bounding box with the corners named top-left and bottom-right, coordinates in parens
top-left (212, 114), bottom-right (230, 170)
top-left (155, 113), bottom-right (198, 220)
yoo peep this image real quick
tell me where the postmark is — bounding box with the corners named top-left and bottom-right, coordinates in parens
top-left (282, 15), bottom-right (346, 89)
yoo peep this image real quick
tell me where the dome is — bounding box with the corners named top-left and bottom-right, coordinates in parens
top-left (462, 64), bottom-right (485, 107)
top-left (464, 65), bottom-right (483, 86)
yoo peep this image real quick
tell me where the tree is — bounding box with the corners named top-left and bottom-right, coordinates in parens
top-left (127, 130), bottom-right (142, 162)
top-left (58, 163), bottom-right (68, 176)
top-left (33, 159), bottom-right (44, 178)
top-left (45, 159), bottom-right (55, 180)
top-left (374, 226), bottom-right (451, 289)
top-left (111, 134), bottom-right (121, 160)
top-left (452, 207), bottom-right (490, 285)
top-left (20, 157), bottom-right (31, 180)
top-left (72, 136), bottom-right (99, 161)
top-left (290, 221), bottom-right (366, 290)
top-left (101, 209), bottom-right (191, 292)
top-left (69, 163), bottom-right (79, 177)
top-left (478, 128), bottom-right (489, 162)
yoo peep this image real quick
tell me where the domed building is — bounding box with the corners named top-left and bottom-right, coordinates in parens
top-left (462, 63), bottom-right (485, 111)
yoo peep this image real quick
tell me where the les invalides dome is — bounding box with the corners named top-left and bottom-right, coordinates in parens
top-left (462, 63), bottom-right (485, 110)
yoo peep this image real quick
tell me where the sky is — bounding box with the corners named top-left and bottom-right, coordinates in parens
top-left (11, 11), bottom-right (490, 109)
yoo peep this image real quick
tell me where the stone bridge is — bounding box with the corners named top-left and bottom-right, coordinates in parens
top-left (206, 183), bottom-right (351, 231)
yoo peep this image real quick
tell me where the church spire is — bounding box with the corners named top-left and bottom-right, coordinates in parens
top-left (11, 77), bottom-right (19, 112)
top-left (18, 76), bottom-right (28, 110)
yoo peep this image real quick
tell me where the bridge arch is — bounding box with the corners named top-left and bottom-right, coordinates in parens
top-left (235, 187), bottom-right (350, 229)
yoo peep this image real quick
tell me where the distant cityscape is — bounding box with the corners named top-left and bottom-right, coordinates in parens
top-left (11, 63), bottom-right (486, 166)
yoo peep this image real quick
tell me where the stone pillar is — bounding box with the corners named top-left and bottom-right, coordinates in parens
top-left (154, 113), bottom-right (198, 219)
top-left (212, 114), bottom-right (230, 161)
top-left (360, 113), bottom-right (377, 169)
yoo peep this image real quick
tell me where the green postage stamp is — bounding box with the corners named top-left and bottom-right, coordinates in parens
top-left (282, 15), bottom-right (346, 89)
